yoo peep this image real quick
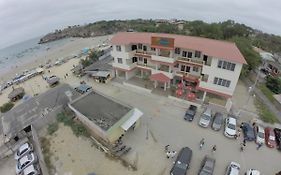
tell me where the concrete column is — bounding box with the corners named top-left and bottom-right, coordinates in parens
top-left (167, 81), bottom-right (171, 88)
top-left (169, 50), bottom-right (173, 58)
top-left (156, 49), bottom-right (159, 56)
top-left (202, 91), bottom-right (207, 101)
top-left (155, 64), bottom-right (158, 70)
top-left (164, 82), bottom-right (167, 91)
top-left (141, 69), bottom-right (143, 78)
top-left (115, 69), bottom-right (119, 78)
top-left (154, 81), bottom-right (157, 88)
top-left (169, 66), bottom-right (172, 73)
top-left (125, 72), bottom-right (128, 80)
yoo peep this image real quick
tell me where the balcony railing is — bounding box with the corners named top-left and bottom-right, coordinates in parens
top-left (176, 71), bottom-right (201, 81)
top-left (177, 57), bottom-right (204, 66)
top-left (136, 63), bottom-right (155, 69)
top-left (135, 50), bottom-right (156, 57)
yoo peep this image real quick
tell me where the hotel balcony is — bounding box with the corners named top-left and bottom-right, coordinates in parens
top-left (176, 57), bottom-right (204, 66)
top-left (134, 50), bottom-right (156, 58)
top-left (175, 70), bottom-right (201, 82)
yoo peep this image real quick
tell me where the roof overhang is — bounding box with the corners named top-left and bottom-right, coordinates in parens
top-left (121, 108), bottom-right (143, 131)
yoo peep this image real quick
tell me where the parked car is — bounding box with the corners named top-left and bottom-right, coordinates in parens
top-left (21, 164), bottom-right (41, 175)
top-left (224, 116), bottom-right (237, 138)
top-left (184, 105), bottom-right (197, 121)
top-left (254, 125), bottom-right (265, 144)
top-left (273, 128), bottom-right (281, 150)
top-left (241, 122), bottom-right (255, 141)
top-left (198, 156), bottom-right (215, 175)
top-left (225, 162), bottom-right (240, 175)
top-left (246, 169), bottom-right (260, 175)
top-left (170, 147), bottom-right (192, 175)
top-left (211, 112), bottom-right (223, 131)
top-left (16, 152), bottom-right (37, 174)
top-left (198, 107), bottom-right (212, 128)
top-left (264, 127), bottom-right (276, 148)
top-left (75, 84), bottom-right (93, 94)
top-left (14, 142), bottom-right (33, 160)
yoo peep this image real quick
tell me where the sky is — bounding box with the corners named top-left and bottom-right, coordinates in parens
top-left (0, 0), bottom-right (281, 49)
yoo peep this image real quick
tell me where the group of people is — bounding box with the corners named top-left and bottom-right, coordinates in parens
top-left (165, 145), bottom-right (177, 159)
top-left (199, 138), bottom-right (217, 153)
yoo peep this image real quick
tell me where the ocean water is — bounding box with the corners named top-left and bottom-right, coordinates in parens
top-left (0, 36), bottom-right (71, 74)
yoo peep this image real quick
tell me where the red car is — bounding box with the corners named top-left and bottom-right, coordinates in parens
top-left (265, 127), bottom-right (276, 148)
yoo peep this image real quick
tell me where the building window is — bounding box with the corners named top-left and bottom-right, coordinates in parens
top-left (143, 45), bottom-right (147, 51)
top-left (175, 48), bottom-right (181, 54)
top-left (185, 66), bottom-right (190, 72)
top-left (151, 47), bottom-right (156, 51)
top-left (182, 51), bottom-right (187, 57)
top-left (193, 67), bottom-right (199, 72)
top-left (144, 58), bottom-right (147, 64)
top-left (174, 64), bottom-right (179, 68)
top-left (213, 77), bottom-right (231, 87)
top-left (117, 58), bottom-right (122, 64)
top-left (195, 51), bottom-right (201, 58)
top-left (188, 52), bottom-right (192, 58)
top-left (138, 43), bottom-right (142, 50)
top-left (116, 45), bottom-right (121, 52)
top-left (132, 57), bottom-right (138, 63)
top-left (139, 57), bottom-right (143, 62)
top-left (181, 65), bottom-right (185, 71)
top-left (217, 60), bottom-right (236, 71)
top-left (131, 45), bottom-right (137, 51)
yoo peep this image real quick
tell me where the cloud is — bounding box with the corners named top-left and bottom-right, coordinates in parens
top-left (0, 0), bottom-right (281, 48)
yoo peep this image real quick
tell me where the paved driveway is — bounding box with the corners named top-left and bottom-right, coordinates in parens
top-left (89, 82), bottom-right (280, 175)
top-left (0, 156), bottom-right (16, 175)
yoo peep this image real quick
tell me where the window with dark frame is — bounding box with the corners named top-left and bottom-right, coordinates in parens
top-left (175, 48), bottom-right (181, 54)
top-left (116, 45), bottom-right (121, 52)
top-left (195, 51), bottom-right (201, 58)
top-left (132, 57), bottom-right (138, 63)
top-left (187, 52), bottom-right (192, 58)
top-left (151, 47), bottom-right (156, 51)
top-left (182, 51), bottom-right (187, 57)
top-left (138, 43), bottom-right (142, 49)
top-left (139, 57), bottom-right (143, 62)
top-left (217, 60), bottom-right (236, 71)
top-left (213, 77), bottom-right (231, 87)
top-left (144, 58), bottom-right (147, 64)
top-left (143, 45), bottom-right (147, 51)
top-left (117, 58), bottom-right (122, 64)
top-left (181, 65), bottom-right (186, 71)
top-left (193, 67), bottom-right (199, 72)
top-left (185, 66), bottom-right (190, 72)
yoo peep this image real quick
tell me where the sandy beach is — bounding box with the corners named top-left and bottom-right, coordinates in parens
top-left (0, 35), bottom-right (112, 106)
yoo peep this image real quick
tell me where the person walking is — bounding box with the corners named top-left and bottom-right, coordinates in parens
top-left (240, 143), bottom-right (245, 152)
top-left (165, 145), bottom-right (170, 152)
top-left (171, 151), bottom-right (177, 158)
top-left (166, 151), bottom-right (171, 159)
top-left (212, 145), bottom-right (217, 153)
top-left (199, 138), bottom-right (205, 149)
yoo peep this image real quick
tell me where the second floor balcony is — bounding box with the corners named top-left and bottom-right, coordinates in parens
top-left (176, 57), bottom-right (204, 66)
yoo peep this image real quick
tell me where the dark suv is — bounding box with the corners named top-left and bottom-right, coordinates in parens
top-left (170, 147), bottom-right (192, 175)
top-left (274, 128), bottom-right (281, 150)
top-left (184, 105), bottom-right (197, 121)
top-left (198, 156), bottom-right (215, 175)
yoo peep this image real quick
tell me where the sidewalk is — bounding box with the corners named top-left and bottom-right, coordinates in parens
top-left (243, 78), bottom-right (281, 122)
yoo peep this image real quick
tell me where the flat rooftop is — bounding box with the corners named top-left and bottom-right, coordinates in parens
top-left (71, 91), bottom-right (132, 131)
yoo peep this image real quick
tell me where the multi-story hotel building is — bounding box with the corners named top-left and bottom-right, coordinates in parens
top-left (110, 32), bottom-right (247, 101)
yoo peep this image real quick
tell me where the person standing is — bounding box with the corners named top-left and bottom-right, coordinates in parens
top-left (212, 145), bottom-right (217, 153)
top-left (165, 145), bottom-right (170, 152)
top-left (199, 138), bottom-right (205, 149)
top-left (171, 151), bottom-right (177, 158)
top-left (166, 151), bottom-right (171, 159)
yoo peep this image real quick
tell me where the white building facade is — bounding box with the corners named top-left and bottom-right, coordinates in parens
top-left (111, 32), bottom-right (246, 100)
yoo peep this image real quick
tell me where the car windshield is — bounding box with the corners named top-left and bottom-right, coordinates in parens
top-left (202, 114), bottom-right (210, 120)
top-left (214, 117), bottom-right (221, 124)
top-left (186, 110), bottom-right (194, 115)
top-left (258, 132), bottom-right (264, 138)
top-left (228, 123), bottom-right (235, 130)
top-left (270, 135), bottom-right (275, 141)
top-left (175, 161), bottom-right (187, 170)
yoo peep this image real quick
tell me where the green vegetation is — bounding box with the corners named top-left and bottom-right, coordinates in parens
top-left (40, 137), bottom-right (54, 172)
top-left (258, 83), bottom-right (275, 102)
top-left (265, 76), bottom-right (281, 94)
top-left (80, 50), bottom-right (104, 68)
top-left (56, 112), bottom-right (89, 137)
top-left (0, 102), bottom-right (14, 113)
top-left (47, 122), bottom-right (59, 135)
top-left (255, 99), bottom-right (279, 124)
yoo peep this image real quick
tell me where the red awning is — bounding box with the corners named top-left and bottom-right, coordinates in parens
top-left (149, 73), bottom-right (171, 82)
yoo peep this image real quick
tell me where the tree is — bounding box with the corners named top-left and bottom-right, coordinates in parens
top-left (0, 102), bottom-right (14, 113)
top-left (266, 76), bottom-right (281, 94)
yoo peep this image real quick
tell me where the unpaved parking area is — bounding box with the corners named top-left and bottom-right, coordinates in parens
top-left (0, 156), bottom-right (16, 175)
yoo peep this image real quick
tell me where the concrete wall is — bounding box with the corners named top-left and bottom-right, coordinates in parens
top-left (68, 104), bottom-right (110, 143)
top-left (31, 125), bottom-right (49, 175)
top-left (200, 57), bottom-right (243, 96)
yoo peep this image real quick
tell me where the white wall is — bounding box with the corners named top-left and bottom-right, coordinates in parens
top-left (200, 57), bottom-right (243, 96)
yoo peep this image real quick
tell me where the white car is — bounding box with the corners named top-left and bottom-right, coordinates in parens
top-left (15, 143), bottom-right (33, 160)
top-left (246, 169), bottom-right (260, 175)
top-left (225, 162), bottom-right (240, 175)
top-left (254, 125), bottom-right (265, 144)
top-left (16, 152), bottom-right (37, 174)
top-left (21, 164), bottom-right (41, 175)
top-left (224, 116), bottom-right (237, 138)
top-left (198, 107), bottom-right (212, 128)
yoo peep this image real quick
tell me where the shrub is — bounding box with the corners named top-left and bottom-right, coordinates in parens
top-left (47, 122), bottom-right (59, 135)
top-left (255, 99), bottom-right (279, 124)
top-left (266, 76), bottom-right (281, 94)
top-left (72, 123), bottom-right (89, 137)
top-left (0, 102), bottom-right (14, 113)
